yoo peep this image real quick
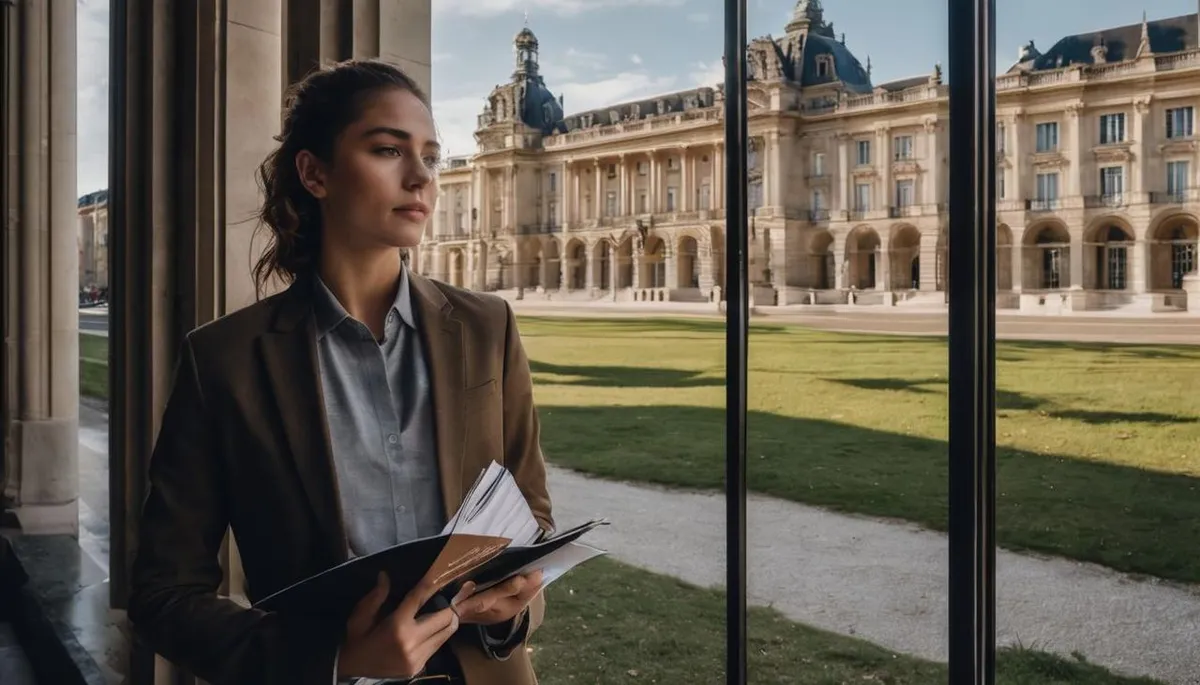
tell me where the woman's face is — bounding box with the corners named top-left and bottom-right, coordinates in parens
top-left (298, 87), bottom-right (440, 253)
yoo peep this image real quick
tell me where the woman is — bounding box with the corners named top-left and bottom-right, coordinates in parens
top-left (128, 60), bottom-right (553, 685)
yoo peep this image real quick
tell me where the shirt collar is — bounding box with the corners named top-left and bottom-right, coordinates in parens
top-left (312, 263), bottom-right (415, 340)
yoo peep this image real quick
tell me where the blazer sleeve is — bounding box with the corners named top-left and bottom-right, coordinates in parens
top-left (496, 300), bottom-right (553, 642)
top-left (128, 334), bottom-right (341, 685)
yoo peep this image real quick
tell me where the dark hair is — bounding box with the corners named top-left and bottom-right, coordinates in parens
top-left (252, 59), bottom-right (430, 298)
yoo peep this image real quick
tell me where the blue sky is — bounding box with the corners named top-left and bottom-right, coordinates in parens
top-left (75, 0), bottom-right (1198, 195)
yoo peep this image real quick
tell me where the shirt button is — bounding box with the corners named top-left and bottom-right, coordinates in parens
top-left (387, 312), bottom-right (396, 324)
top-left (387, 434), bottom-right (399, 444)
top-left (396, 505), bottom-right (406, 513)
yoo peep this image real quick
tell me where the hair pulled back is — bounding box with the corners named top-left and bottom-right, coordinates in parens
top-left (253, 59), bottom-right (430, 298)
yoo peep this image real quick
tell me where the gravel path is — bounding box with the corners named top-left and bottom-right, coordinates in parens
top-left (546, 465), bottom-right (1200, 684)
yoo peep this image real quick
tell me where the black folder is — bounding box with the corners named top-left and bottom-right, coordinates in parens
top-left (252, 518), bottom-right (608, 624)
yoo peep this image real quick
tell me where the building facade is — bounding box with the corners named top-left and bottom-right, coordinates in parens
top-left (77, 189), bottom-right (109, 291)
top-left (420, 1), bottom-right (1200, 314)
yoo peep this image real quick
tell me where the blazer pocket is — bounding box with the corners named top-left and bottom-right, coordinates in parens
top-left (464, 378), bottom-right (498, 413)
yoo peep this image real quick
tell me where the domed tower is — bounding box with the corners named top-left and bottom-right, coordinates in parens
top-left (786, 0), bottom-right (826, 35)
top-left (476, 23), bottom-right (565, 146)
top-left (514, 26), bottom-right (539, 80)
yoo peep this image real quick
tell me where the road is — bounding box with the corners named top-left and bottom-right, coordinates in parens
top-left (79, 307), bottom-right (108, 336)
top-left (78, 303), bottom-right (1200, 345)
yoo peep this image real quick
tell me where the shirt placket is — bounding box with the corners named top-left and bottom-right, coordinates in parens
top-left (381, 311), bottom-right (420, 544)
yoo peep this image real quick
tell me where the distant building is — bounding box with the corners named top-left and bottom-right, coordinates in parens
top-left (78, 189), bottom-right (109, 289)
top-left (419, 1), bottom-right (1200, 314)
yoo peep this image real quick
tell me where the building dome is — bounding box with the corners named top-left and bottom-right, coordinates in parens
top-left (515, 27), bottom-right (538, 49)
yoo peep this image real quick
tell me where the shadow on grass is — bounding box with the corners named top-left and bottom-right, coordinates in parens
top-left (529, 360), bottom-right (720, 388)
top-left (1047, 409), bottom-right (1199, 426)
top-left (828, 377), bottom-right (1046, 411)
top-left (538, 403), bottom-right (1200, 584)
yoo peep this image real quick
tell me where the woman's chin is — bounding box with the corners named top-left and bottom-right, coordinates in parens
top-left (381, 221), bottom-right (426, 249)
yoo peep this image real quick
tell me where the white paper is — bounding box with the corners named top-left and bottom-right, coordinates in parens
top-left (473, 542), bottom-right (607, 593)
top-left (441, 461), bottom-right (540, 545)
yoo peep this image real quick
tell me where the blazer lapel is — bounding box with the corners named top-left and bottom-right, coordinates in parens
top-left (408, 272), bottom-right (467, 521)
top-left (257, 280), bottom-right (349, 564)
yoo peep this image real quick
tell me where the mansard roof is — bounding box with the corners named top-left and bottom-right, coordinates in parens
top-left (560, 87), bottom-right (717, 132)
top-left (1010, 13), bottom-right (1198, 72)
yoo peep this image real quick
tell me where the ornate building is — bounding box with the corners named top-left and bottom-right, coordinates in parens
top-left (419, 1), bottom-right (1200, 313)
top-left (77, 189), bottom-right (109, 290)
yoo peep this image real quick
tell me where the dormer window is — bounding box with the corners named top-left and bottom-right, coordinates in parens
top-left (815, 55), bottom-right (833, 78)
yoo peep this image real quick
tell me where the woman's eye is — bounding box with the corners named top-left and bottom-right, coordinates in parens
top-left (376, 147), bottom-right (402, 157)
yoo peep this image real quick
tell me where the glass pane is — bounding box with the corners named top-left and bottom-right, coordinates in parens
top-left (996, 1), bottom-right (1200, 683)
top-left (429, 5), bottom-right (728, 680)
top-left (743, 0), bottom-right (957, 682)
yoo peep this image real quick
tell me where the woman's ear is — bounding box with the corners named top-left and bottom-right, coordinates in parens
top-left (295, 150), bottom-right (328, 199)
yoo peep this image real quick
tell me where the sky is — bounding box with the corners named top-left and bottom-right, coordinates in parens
top-left (76, 0), bottom-right (1199, 196)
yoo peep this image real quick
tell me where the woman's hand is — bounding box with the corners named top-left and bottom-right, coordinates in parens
top-left (336, 571), bottom-right (472, 680)
top-left (453, 570), bottom-right (544, 626)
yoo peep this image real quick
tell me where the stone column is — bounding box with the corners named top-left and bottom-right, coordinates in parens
top-left (1067, 103), bottom-right (1085, 199)
top-left (1009, 113), bottom-right (1024, 203)
top-left (571, 165), bottom-right (581, 223)
top-left (619, 154), bottom-right (629, 216)
top-left (877, 125), bottom-right (891, 212)
top-left (503, 165), bottom-right (514, 230)
top-left (688, 150), bottom-right (699, 211)
top-left (837, 134), bottom-right (850, 212)
top-left (1010, 232), bottom-right (1024, 293)
top-left (585, 245), bottom-right (596, 289)
top-left (1132, 98), bottom-right (1151, 204)
top-left (2, 0), bottom-right (80, 536)
top-left (632, 240), bottom-right (643, 289)
top-left (562, 160), bottom-right (571, 226)
top-left (680, 146), bottom-right (691, 211)
top-left (925, 120), bottom-right (940, 206)
top-left (768, 132), bottom-right (783, 209)
top-left (1130, 237), bottom-right (1147, 294)
top-left (608, 242), bottom-right (618, 297)
top-left (647, 152), bottom-right (658, 213)
top-left (593, 158), bottom-right (602, 219)
top-left (713, 143), bottom-right (724, 208)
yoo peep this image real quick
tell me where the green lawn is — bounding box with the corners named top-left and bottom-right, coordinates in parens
top-left (518, 317), bottom-right (1200, 584)
top-left (80, 333), bottom-right (108, 401)
top-left (77, 326), bottom-right (1181, 682)
top-left (532, 556), bottom-right (1161, 684)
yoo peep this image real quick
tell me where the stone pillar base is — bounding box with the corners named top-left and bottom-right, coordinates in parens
top-left (8, 501), bottom-right (79, 536)
top-left (7, 418), bottom-right (79, 510)
top-left (1183, 274), bottom-right (1200, 313)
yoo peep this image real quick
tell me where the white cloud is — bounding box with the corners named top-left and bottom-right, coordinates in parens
top-left (689, 60), bottom-right (725, 88)
top-left (434, 0), bottom-right (686, 18)
top-left (432, 96), bottom-right (485, 160)
top-left (541, 46), bottom-right (608, 82)
top-left (77, 0), bottom-right (110, 196)
top-left (630, 54), bottom-right (643, 65)
top-left (556, 71), bottom-right (678, 114)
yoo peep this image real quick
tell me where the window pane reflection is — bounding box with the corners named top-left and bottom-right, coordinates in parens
top-left (428, 4), bottom-right (729, 680)
top-left (996, 1), bottom-right (1200, 684)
